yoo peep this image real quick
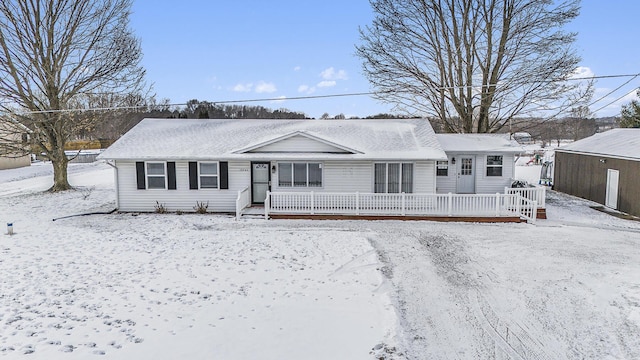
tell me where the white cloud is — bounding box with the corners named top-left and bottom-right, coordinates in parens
top-left (320, 67), bottom-right (348, 80)
top-left (271, 95), bottom-right (287, 104)
top-left (294, 66), bottom-right (301, 71)
top-left (571, 66), bottom-right (595, 79)
top-left (233, 83), bottom-right (253, 92)
top-left (317, 80), bottom-right (336, 88)
top-left (255, 81), bottom-right (277, 94)
top-left (298, 85), bottom-right (316, 94)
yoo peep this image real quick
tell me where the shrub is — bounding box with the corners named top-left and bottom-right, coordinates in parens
top-left (193, 201), bottom-right (209, 214)
top-left (154, 201), bottom-right (167, 214)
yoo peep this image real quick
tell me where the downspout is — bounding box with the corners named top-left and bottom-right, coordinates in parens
top-left (105, 160), bottom-right (120, 209)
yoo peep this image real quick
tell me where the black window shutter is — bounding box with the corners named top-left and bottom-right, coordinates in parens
top-left (167, 162), bottom-right (176, 190)
top-left (188, 162), bottom-right (198, 190)
top-left (219, 161), bottom-right (229, 189)
top-left (136, 162), bottom-right (146, 190)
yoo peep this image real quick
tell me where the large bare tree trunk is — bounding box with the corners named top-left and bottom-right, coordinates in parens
top-left (50, 150), bottom-right (71, 192)
top-left (0, 0), bottom-right (147, 191)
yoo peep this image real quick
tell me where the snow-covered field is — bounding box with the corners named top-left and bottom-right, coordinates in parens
top-left (1, 162), bottom-right (639, 359)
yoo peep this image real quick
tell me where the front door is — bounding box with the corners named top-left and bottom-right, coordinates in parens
top-left (456, 155), bottom-right (475, 194)
top-left (251, 162), bottom-right (270, 204)
top-left (605, 169), bottom-right (619, 209)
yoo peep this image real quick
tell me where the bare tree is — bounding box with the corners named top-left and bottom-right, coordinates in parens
top-left (357, 0), bottom-right (592, 133)
top-left (0, 0), bottom-right (147, 191)
top-left (566, 105), bottom-right (596, 140)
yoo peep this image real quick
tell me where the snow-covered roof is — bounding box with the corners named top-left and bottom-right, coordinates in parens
top-left (436, 133), bottom-right (523, 153)
top-left (557, 128), bottom-right (640, 160)
top-left (98, 118), bottom-right (447, 161)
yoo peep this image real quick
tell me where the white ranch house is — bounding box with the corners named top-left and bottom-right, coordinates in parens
top-left (98, 119), bottom-right (543, 223)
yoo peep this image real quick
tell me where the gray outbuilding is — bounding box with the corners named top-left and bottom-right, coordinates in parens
top-left (554, 128), bottom-right (640, 217)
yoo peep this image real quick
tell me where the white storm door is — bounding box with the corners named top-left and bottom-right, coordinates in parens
top-left (252, 162), bottom-right (270, 204)
top-left (605, 169), bottom-right (619, 209)
top-left (456, 156), bottom-right (475, 194)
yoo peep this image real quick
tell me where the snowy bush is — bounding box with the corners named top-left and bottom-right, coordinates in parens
top-left (154, 201), bottom-right (167, 214)
top-left (193, 201), bottom-right (209, 214)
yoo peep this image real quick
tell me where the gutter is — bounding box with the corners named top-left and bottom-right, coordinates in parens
top-left (104, 160), bottom-right (120, 209)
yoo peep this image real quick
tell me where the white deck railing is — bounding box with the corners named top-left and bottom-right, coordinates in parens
top-left (505, 186), bottom-right (546, 208)
top-left (235, 186), bottom-right (251, 220)
top-left (265, 191), bottom-right (538, 223)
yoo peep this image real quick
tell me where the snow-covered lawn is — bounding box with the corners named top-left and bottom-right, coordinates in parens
top-left (1, 162), bottom-right (639, 359)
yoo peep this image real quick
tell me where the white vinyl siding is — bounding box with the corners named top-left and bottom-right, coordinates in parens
top-left (476, 153), bottom-right (515, 193)
top-left (115, 160), bottom-right (248, 212)
top-left (115, 160), bottom-right (437, 212)
top-left (435, 153), bottom-right (516, 194)
top-left (249, 135), bottom-right (350, 153)
top-left (273, 161), bottom-right (435, 194)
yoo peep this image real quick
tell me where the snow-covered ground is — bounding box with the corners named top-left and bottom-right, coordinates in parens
top-left (1, 162), bottom-right (639, 359)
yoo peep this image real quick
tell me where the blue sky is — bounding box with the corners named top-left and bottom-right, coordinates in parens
top-left (130, 0), bottom-right (640, 119)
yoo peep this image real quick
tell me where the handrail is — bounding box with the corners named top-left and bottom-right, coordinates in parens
top-left (505, 186), bottom-right (546, 208)
top-left (264, 191), bottom-right (270, 219)
top-left (235, 186), bottom-right (251, 220)
top-left (267, 191), bottom-right (539, 223)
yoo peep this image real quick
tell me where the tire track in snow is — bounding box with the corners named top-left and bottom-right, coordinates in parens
top-left (470, 290), bottom-right (566, 360)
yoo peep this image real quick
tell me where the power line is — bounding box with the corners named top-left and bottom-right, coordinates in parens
top-left (2, 92), bottom-right (384, 115)
top-left (588, 73), bottom-right (640, 111)
top-left (592, 88), bottom-right (638, 114)
top-left (1, 73), bottom-right (638, 116)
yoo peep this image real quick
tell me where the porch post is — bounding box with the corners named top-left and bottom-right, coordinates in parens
top-left (356, 192), bottom-right (360, 215)
top-left (447, 192), bottom-right (453, 216)
top-left (310, 191), bottom-right (315, 215)
top-left (495, 193), bottom-right (500, 216)
top-left (401, 192), bottom-right (406, 216)
top-left (264, 191), bottom-right (270, 220)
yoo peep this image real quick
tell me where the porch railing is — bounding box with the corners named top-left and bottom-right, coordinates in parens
top-left (265, 191), bottom-right (538, 223)
top-left (505, 186), bottom-right (546, 208)
top-left (235, 186), bottom-right (251, 220)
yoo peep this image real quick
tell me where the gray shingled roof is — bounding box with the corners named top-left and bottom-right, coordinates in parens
top-left (557, 128), bottom-right (640, 160)
top-left (436, 133), bottom-right (523, 153)
top-left (98, 118), bottom-right (448, 161)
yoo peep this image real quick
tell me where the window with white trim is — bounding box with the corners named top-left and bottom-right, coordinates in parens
top-left (146, 162), bottom-right (166, 189)
top-left (278, 162), bottom-right (322, 187)
top-left (199, 162), bottom-right (219, 188)
top-left (486, 155), bottom-right (503, 176)
top-left (436, 161), bottom-right (449, 176)
top-left (374, 163), bottom-right (413, 193)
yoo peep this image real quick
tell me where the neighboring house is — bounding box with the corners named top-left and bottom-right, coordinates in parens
top-left (554, 128), bottom-right (640, 217)
top-left (512, 132), bottom-right (533, 144)
top-left (0, 120), bottom-right (31, 170)
top-left (98, 118), bottom-right (541, 222)
top-left (435, 134), bottom-right (522, 194)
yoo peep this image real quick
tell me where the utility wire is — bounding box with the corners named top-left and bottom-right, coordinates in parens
top-left (592, 87), bottom-right (638, 114)
top-left (1, 73), bottom-right (638, 116)
top-left (588, 73), bottom-right (640, 110)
